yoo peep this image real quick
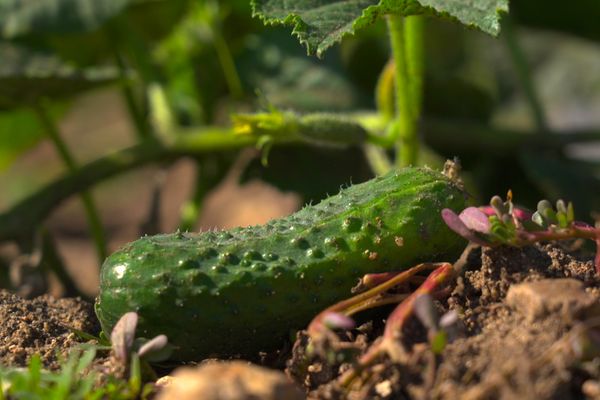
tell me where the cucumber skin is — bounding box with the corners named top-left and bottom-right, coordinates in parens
top-left (95, 167), bottom-right (467, 361)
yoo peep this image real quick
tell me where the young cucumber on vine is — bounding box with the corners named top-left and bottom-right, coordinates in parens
top-left (95, 165), bottom-right (468, 360)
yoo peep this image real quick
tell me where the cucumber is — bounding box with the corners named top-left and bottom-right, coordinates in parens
top-left (95, 166), bottom-right (467, 361)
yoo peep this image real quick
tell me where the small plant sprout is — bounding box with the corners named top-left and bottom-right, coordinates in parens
top-left (110, 312), bottom-right (174, 379)
top-left (413, 294), bottom-right (460, 355)
top-left (442, 194), bottom-right (600, 273)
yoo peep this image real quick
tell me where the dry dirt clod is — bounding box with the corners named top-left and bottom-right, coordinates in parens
top-left (156, 360), bottom-right (305, 400)
top-left (583, 379), bottom-right (600, 400)
top-left (506, 278), bottom-right (600, 322)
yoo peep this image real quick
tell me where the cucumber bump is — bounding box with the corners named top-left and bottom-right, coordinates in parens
top-left (95, 166), bottom-right (467, 361)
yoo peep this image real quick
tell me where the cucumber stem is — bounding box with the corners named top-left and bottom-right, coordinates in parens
top-left (387, 15), bottom-right (424, 167)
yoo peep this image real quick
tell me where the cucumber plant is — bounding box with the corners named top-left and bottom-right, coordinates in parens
top-left (5, 0), bottom-right (598, 391)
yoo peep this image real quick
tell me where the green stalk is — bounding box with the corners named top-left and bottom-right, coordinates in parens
top-left (0, 139), bottom-right (168, 243)
top-left (213, 32), bottom-right (244, 98)
top-left (113, 49), bottom-right (151, 140)
top-left (33, 102), bottom-right (107, 263)
top-left (0, 123), bottom-right (336, 242)
top-left (502, 17), bottom-right (548, 132)
top-left (40, 230), bottom-right (88, 300)
top-left (5, 111), bottom-right (599, 245)
top-left (387, 15), bottom-right (418, 167)
top-left (363, 144), bottom-right (393, 176)
top-left (178, 156), bottom-right (230, 231)
top-left (405, 16), bottom-right (425, 119)
top-left (209, 0), bottom-right (244, 98)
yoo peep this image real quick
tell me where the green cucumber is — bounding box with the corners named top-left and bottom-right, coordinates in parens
top-left (95, 166), bottom-right (467, 361)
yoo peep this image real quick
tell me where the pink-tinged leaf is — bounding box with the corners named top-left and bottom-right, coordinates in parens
top-left (459, 207), bottom-right (490, 233)
top-left (413, 294), bottom-right (439, 332)
top-left (111, 312), bottom-right (138, 363)
top-left (480, 205), bottom-right (532, 221)
top-left (441, 209), bottom-right (490, 246)
top-left (512, 207), bottom-right (533, 221)
top-left (573, 221), bottom-right (594, 229)
top-left (322, 312), bottom-right (355, 330)
top-left (480, 206), bottom-right (496, 216)
top-left (138, 334), bottom-right (169, 360)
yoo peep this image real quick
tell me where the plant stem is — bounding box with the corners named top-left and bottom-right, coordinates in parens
top-left (178, 155), bottom-right (230, 231)
top-left (0, 123), bottom-right (343, 242)
top-left (363, 144), bottom-right (393, 175)
top-left (387, 15), bottom-right (419, 167)
top-left (4, 111), bottom-right (600, 244)
top-left (113, 49), bottom-right (151, 140)
top-left (375, 60), bottom-right (396, 123)
top-left (33, 102), bottom-right (107, 263)
top-left (40, 230), bottom-right (88, 300)
top-left (209, 0), bottom-right (244, 98)
top-left (502, 17), bottom-right (548, 132)
top-left (213, 32), bottom-right (244, 98)
top-left (405, 16), bottom-right (424, 119)
top-left (0, 139), bottom-right (168, 243)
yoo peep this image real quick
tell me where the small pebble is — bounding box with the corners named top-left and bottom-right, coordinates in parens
top-left (156, 361), bottom-right (304, 400)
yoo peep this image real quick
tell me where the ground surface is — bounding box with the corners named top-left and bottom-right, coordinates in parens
top-left (288, 243), bottom-right (600, 400)
top-left (2, 242), bottom-right (600, 399)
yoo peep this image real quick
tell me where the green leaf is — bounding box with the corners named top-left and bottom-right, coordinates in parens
top-left (237, 29), bottom-right (365, 111)
top-left (519, 151), bottom-right (600, 220)
top-left (0, 0), bottom-right (130, 38)
top-left (251, 0), bottom-right (508, 57)
top-left (0, 0), bottom-right (190, 67)
top-left (0, 43), bottom-right (117, 109)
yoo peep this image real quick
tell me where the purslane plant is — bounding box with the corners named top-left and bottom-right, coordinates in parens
top-left (302, 194), bottom-right (600, 390)
top-left (442, 194), bottom-right (600, 273)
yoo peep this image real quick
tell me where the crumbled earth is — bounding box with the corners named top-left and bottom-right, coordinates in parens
top-left (0, 290), bottom-right (99, 369)
top-left (4, 243), bottom-right (600, 400)
top-left (287, 243), bottom-right (600, 400)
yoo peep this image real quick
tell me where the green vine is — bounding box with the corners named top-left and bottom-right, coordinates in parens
top-left (33, 101), bottom-right (108, 262)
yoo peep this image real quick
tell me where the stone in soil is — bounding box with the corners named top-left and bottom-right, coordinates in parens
top-left (0, 290), bottom-right (99, 369)
top-left (156, 360), bottom-right (304, 400)
top-left (506, 278), bottom-right (600, 322)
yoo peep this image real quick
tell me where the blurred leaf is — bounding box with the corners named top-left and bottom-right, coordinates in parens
top-left (0, 0), bottom-right (129, 38)
top-left (0, 43), bottom-right (117, 108)
top-left (3, 0), bottom-right (189, 67)
top-left (519, 151), bottom-right (600, 220)
top-left (424, 76), bottom-right (494, 121)
top-left (238, 30), bottom-right (366, 111)
top-left (111, 312), bottom-right (138, 363)
top-left (242, 145), bottom-right (372, 202)
top-left (0, 109), bottom-right (46, 172)
top-left (0, 0), bottom-right (188, 40)
top-left (512, 0), bottom-right (600, 43)
top-left (251, 0), bottom-right (508, 57)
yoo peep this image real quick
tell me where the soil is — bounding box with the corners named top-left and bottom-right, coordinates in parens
top-left (2, 241), bottom-right (600, 399)
top-left (288, 243), bottom-right (600, 400)
top-left (0, 290), bottom-right (99, 370)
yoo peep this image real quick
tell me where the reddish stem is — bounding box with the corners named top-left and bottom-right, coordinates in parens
top-left (339, 263), bottom-right (454, 386)
top-left (308, 263), bottom-right (439, 337)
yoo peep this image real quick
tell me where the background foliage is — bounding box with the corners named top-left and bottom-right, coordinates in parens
top-left (0, 0), bottom-right (600, 300)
